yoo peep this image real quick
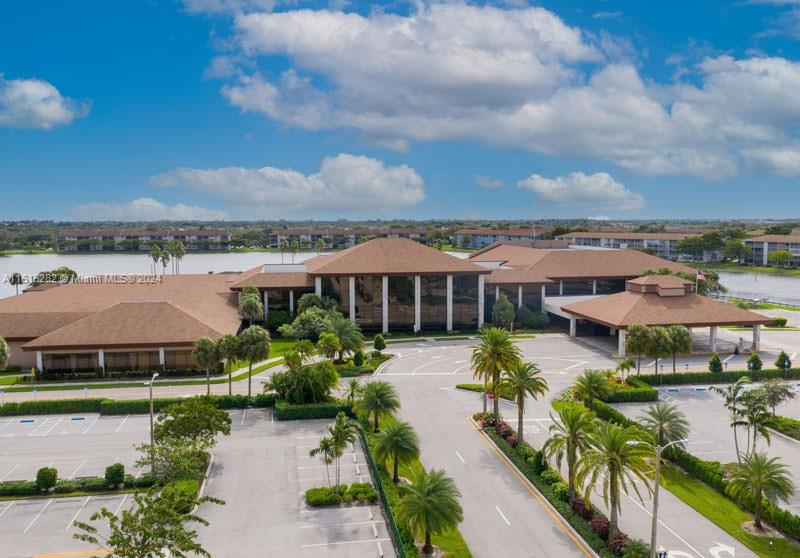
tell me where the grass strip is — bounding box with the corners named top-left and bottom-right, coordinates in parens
top-left (660, 465), bottom-right (800, 558)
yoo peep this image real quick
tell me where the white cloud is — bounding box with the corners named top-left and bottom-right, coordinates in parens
top-left (593, 11), bottom-right (623, 20)
top-left (72, 197), bottom-right (228, 221)
top-left (151, 154), bottom-right (425, 216)
top-left (0, 76), bottom-right (89, 130)
top-left (743, 146), bottom-right (800, 176)
top-left (474, 175), bottom-right (504, 189)
top-left (181, 0), bottom-right (277, 14)
top-left (517, 172), bottom-right (645, 212)
top-left (213, 4), bottom-right (800, 180)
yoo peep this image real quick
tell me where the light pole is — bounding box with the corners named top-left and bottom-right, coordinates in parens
top-left (149, 372), bottom-right (160, 470)
top-left (629, 438), bottom-right (688, 558)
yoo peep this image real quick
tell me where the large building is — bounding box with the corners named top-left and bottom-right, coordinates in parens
top-left (556, 231), bottom-right (697, 261)
top-left (56, 229), bottom-right (231, 252)
top-left (743, 234), bottom-right (800, 267)
top-left (453, 227), bottom-right (550, 250)
top-left (267, 228), bottom-right (427, 250)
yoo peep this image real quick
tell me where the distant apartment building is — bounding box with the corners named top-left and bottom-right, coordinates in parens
top-left (268, 228), bottom-right (427, 250)
top-left (556, 232), bottom-right (697, 261)
top-left (744, 235), bottom-right (800, 266)
top-left (56, 230), bottom-right (230, 252)
top-left (453, 227), bottom-right (550, 249)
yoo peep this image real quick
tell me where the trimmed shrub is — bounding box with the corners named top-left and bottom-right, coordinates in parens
top-left (353, 351), bottom-right (364, 367)
top-left (747, 351), bottom-right (763, 371)
top-left (708, 353), bottom-right (723, 373)
top-left (540, 469), bottom-right (562, 486)
top-left (373, 334), bottom-right (386, 353)
top-left (274, 401), bottom-right (353, 421)
top-left (36, 467), bottom-right (57, 492)
top-left (604, 377), bottom-right (658, 403)
top-left (776, 350), bottom-right (793, 370)
top-left (105, 463), bottom-right (125, 488)
top-left (266, 309), bottom-right (291, 330)
top-left (607, 533), bottom-right (630, 554)
top-left (551, 481), bottom-right (570, 502)
top-left (519, 305), bottom-right (550, 329)
top-left (305, 486), bottom-right (345, 507)
top-left (571, 497), bottom-right (594, 520)
top-left (636, 367), bottom-right (800, 386)
top-left (0, 480), bottom-right (37, 496)
top-left (505, 434), bottom-right (519, 448)
top-left (773, 317), bottom-right (788, 328)
top-left (495, 421), bottom-right (513, 438)
top-left (99, 397), bottom-right (186, 415)
top-left (591, 515), bottom-right (611, 539)
top-left (621, 539), bottom-right (650, 558)
top-left (345, 482), bottom-right (378, 504)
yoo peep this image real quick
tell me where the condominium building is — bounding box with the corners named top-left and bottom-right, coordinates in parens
top-left (743, 235), bottom-right (800, 266)
top-left (453, 227), bottom-right (550, 249)
top-left (556, 232), bottom-right (696, 261)
top-left (267, 228), bottom-right (427, 250)
top-left (56, 229), bottom-right (230, 252)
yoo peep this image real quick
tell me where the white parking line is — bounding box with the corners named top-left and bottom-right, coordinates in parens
top-left (113, 494), bottom-right (129, 515)
top-left (0, 500), bottom-right (14, 519)
top-left (66, 496), bottom-right (91, 529)
top-left (455, 451), bottom-right (466, 464)
top-left (301, 538), bottom-right (390, 548)
top-left (1, 463), bottom-right (21, 481)
top-left (0, 419), bottom-right (13, 433)
top-left (115, 415), bottom-right (129, 433)
top-left (299, 520), bottom-right (383, 529)
top-left (625, 492), bottom-right (704, 558)
top-left (82, 416), bottom-right (100, 435)
top-left (495, 505), bottom-right (511, 526)
top-left (241, 409), bottom-right (247, 425)
top-left (68, 459), bottom-right (88, 479)
top-left (24, 499), bottom-right (53, 533)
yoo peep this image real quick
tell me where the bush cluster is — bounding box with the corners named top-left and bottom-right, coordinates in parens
top-left (0, 467), bottom-right (157, 498)
top-left (36, 467), bottom-right (57, 492)
top-left (603, 377), bottom-right (658, 403)
top-left (518, 306), bottom-right (550, 330)
top-left (773, 317), bottom-right (788, 327)
top-left (636, 367), bottom-right (800, 386)
top-left (274, 401), bottom-right (353, 421)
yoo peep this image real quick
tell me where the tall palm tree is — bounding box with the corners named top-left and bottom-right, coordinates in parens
top-left (727, 452), bottom-right (794, 530)
top-left (710, 377), bottom-right (751, 463)
top-left (665, 325), bottom-right (692, 373)
top-left (289, 239), bottom-right (299, 263)
top-left (497, 361), bottom-right (548, 445)
top-left (740, 391), bottom-right (774, 454)
top-left (278, 237), bottom-right (288, 264)
top-left (471, 327), bottom-right (521, 416)
top-left (309, 436), bottom-right (336, 488)
top-left (315, 238), bottom-right (325, 255)
top-left (358, 381), bottom-right (400, 432)
top-left (573, 370), bottom-right (610, 410)
top-left (159, 251), bottom-right (170, 275)
top-left (9, 272), bottom-right (23, 295)
top-left (576, 422), bottom-right (652, 539)
top-left (239, 292), bottom-right (264, 326)
top-left (615, 358), bottom-right (635, 380)
top-left (171, 240), bottom-right (185, 274)
top-left (237, 325), bottom-right (271, 397)
top-left (317, 332), bottom-right (342, 361)
top-left (148, 244), bottom-right (161, 275)
top-left (375, 421), bottom-right (421, 484)
top-left (329, 412), bottom-right (357, 487)
top-left (638, 402), bottom-right (689, 449)
top-left (192, 337), bottom-right (221, 396)
top-left (397, 469), bottom-right (464, 555)
top-left (0, 336), bottom-right (9, 370)
top-left (216, 334), bottom-right (239, 396)
top-left (324, 316), bottom-right (364, 363)
top-left (646, 326), bottom-right (671, 375)
top-left (542, 404), bottom-right (595, 501)
top-left (345, 379), bottom-right (363, 406)
top-left (625, 324), bottom-right (650, 374)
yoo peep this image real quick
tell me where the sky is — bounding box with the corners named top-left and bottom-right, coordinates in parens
top-left (1, 0), bottom-right (799, 222)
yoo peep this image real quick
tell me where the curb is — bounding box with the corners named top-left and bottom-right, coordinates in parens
top-left (371, 354), bottom-right (396, 377)
top-left (191, 451), bottom-right (215, 514)
top-left (468, 416), bottom-right (600, 558)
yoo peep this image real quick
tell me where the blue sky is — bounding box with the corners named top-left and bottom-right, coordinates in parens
top-left (1, 0), bottom-right (799, 221)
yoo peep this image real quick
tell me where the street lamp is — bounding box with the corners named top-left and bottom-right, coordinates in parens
top-left (149, 372), bottom-right (160, 470)
top-left (629, 438), bottom-right (688, 558)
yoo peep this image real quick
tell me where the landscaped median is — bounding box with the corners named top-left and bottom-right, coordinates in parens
top-left (634, 367), bottom-right (800, 386)
top-left (0, 464), bottom-right (156, 501)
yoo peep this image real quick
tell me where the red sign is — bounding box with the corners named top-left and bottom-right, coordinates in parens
top-left (487, 392), bottom-right (494, 400)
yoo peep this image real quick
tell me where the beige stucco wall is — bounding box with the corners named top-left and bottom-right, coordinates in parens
top-left (7, 341), bottom-right (36, 369)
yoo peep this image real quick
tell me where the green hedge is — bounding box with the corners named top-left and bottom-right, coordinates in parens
top-left (603, 377), bottom-right (658, 403)
top-left (304, 482), bottom-right (378, 507)
top-left (0, 473), bottom-right (157, 497)
top-left (0, 394), bottom-right (276, 417)
top-left (773, 415), bottom-right (800, 440)
top-left (454, 383), bottom-right (513, 401)
top-left (274, 401), bottom-right (353, 421)
top-left (636, 367), bottom-right (800, 386)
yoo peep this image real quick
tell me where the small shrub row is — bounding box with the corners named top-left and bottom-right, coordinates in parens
top-left (0, 464), bottom-right (157, 497)
top-left (334, 354), bottom-right (392, 377)
top-left (0, 398), bottom-right (105, 416)
top-left (304, 482), bottom-right (379, 507)
top-left (603, 377), bottom-right (658, 403)
top-left (274, 401), bottom-right (353, 421)
top-left (636, 367), bottom-right (800, 386)
top-left (773, 415), bottom-right (800, 441)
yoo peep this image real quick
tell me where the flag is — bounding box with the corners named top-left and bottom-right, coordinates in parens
top-left (696, 269), bottom-right (706, 281)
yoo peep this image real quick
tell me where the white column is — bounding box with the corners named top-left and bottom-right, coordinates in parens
top-left (541, 285), bottom-right (546, 307)
top-left (414, 275), bottom-right (421, 333)
top-left (559, 280), bottom-right (564, 296)
top-left (262, 290), bottom-right (269, 320)
top-left (348, 276), bottom-right (356, 323)
top-left (477, 275), bottom-right (485, 328)
top-left (314, 277), bottom-right (322, 297)
top-left (98, 349), bottom-right (105, 370)
top-left (763, 241), bottom-right (769, 266)
top-left (517, 285), bottom-right (523, 309)
top-left (569, 318), bottom-right (576, 337)
top-left (592, 279), bottom-right (597, 295)
top-left (495, 285), bottom-right (500, 301)
top-left (753, 324), bottom-right (761, 352)
top-left (610, 327), bottom-right (617, 335)
top-left (159, 347), bottom-right (165, 366)
top-left (36, 351), bottom-right (43, 370)
top-left (709, 325), bottom-right (718, 353)
top-left (289, 290), bottom-right (295, 315)
top-left (382, 276), bottom-right (389, 334)
top-left (446, 275), bottom-right (453, 332)
top-left (618, 329), bottom-right (627, 356)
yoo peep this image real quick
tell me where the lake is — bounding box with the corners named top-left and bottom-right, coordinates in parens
top-left (1, 252), bottom-right (798, 306)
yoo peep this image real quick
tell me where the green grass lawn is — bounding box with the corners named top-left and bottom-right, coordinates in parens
top-left (661, 465), bottom-right (800, 558)
top-left (0, 248), bottom-right (56, 255)
top-left (707, 262), bottom-right (800, 277)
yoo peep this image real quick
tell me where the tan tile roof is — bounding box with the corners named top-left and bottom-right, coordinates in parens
top-left (562, 291), bottom-right (772, 328)
top-left (484, 267), bottom-right (553, 285)
top-left (0, 274), bottom-right (241, 346)
top-left (24, 301), bottom-right (226, 350)
top-left (558, 232), bottom-right (694, 241)
top-left (745, 235), bottom-right (800, 244)
top-left (456, 227), bottom-right (549, 236)
top-left (231, 271), bottom-right (314, 290)
top-left (627, 275), bottom-right (693, 287)
top-left (305, 237), bottom-right (488, 276)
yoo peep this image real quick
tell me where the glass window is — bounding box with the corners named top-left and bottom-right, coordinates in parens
top-left (355, 276), bottom-right (383, 328)
top-left (521, 284), bottom-right (542, 311)
top-left (267, 290), bottom-right (290, 311)
top-left (164, 350), bottom-right (198, 370)
top-left (452, 275), bottom-right (478, 328)
top-left (388, 276), bottom-right (415, 328)
top-left (562, 280), bottom-right (594, 295)
top-left (321, 277), bottom-right (350, 318)
top-left (420, 275), bottom-right (447, 329)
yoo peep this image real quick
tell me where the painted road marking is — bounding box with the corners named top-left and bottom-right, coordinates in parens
top-left (66, 497), bottom-right (91, 529)
top-left (455, 451), bottom-right (466, 464)
top-left (301, 538), bottom-right (391, 548)
top-left (625, 490), bottom-right (705, 558)
top-left (115, 415), bottom-right (129, 433)
top-left (495, 505), bottom-right (511, 526)
top-left (0, 500), bottom-right (14, 519)
top-left (240, 409), bottom-right (247, 425)
top-left (299, 520), bottom-right (383, 529)
top-left (68, 459), bottom-right (87, 479)
top-left (82, 416), bottom-right (100, 435)
top-left (24, 499), bottom-right (53, 533)
top-left (1, 463), bottom-right (21, 481)
top-left (113, 494), bottom-right (128, 516)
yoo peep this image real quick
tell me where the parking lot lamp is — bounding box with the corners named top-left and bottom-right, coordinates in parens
top-left (149, 372), bottom-right (160, 469)
top-left (628, 438), bottom-right (688, 558)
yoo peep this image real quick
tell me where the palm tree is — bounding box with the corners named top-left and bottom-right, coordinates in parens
top-left (758, 380), bottom-right (796, 416)
top-left (278, 238), bottom-right (288, 264)
top-left (192, 337), bottom-right (221, 396)
top-left (625, 324), bottom-right (650, 374)
top-left (216, 334), bottom-right (239, 396)
top-left (289, 239), bottom-right (299, 263)
top-left (237, 325), bottom-right (271, 397)
top-left (573, 370), bottom-right (609, 410)
top-left (309, 436), bottom-right (336, 488)
top-left (239, 292), bottom-right (264, 326)
top-left (576, 422), bottom-right (652, 539)
top-left (325, 316), bottom-right (364, 363)
top-left (315, 238), bottom-right (325, 255)
top-left (638, 402), bottom-right (689, 449)
top-left (171, 240), bottom-right (185, 274)
top-left (358, 381), bottom-right (400, 432)
top-left (471, 327), bottom-right (521, 416)
top-left (294, 339), bottom-right (316, 363)
top-left (727, 452), bottom-right (794, 530)
top-left (329, 412), bottom-right (357, 487)
top-left (498, 361), bottom-right (548, 445)
top-left (375, 421), bottom-right (420, 484)
top-left (148, 244), bottom-right (161, 275)
top-left (711, 377), bottom-right (751, 463)
top-left (397, 469), bottom-right (464, 555)
top-left (665, 325), bottom-right (692, 373)
top-left (317, 332), bottom-right (342, 361)
top-left (646, 326), bottom-right (671, 375)
top-left (542, 404), bottom-right (595, 501)
top-left (740, 391), bottom-right (774, 454)
top-left (0, 336), bottom-right (9, 370)
top-left (159, 251), bottom-right (170, 275)
top-left (345, 379), bottom-right (363, 406)
top-left (615, 358), bottom-right (635, 380)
